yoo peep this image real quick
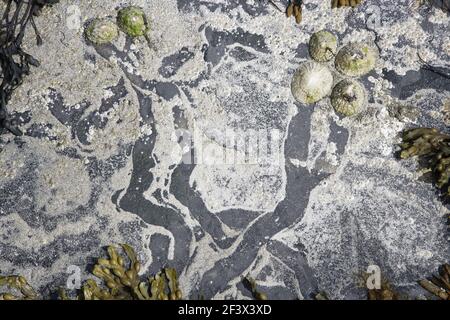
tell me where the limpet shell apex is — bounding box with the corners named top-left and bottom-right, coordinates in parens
top-left (331, 79), bottom-right (366, 116)
top-left (335, 42), bottom-right (378, 77)
top-left (291, 61), bottom-right (334, 104)
top-left (85, 19), bottom-right (119, 45)
top-left (117, 6), bottom-right (148, 37)
top-left (309, 30), bottom-right (338, 62)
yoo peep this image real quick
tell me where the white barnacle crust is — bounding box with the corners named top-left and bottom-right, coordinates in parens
top-left (85, 19), bottom-right (119, 45)
top-left (330, 79), bottom-right (366, 116)
top-left (309, 30), bottom-right (338, 62)
top-left (291, 61), bottom-right (334, 104)
top-left (335, 42), bottom-right (378, 77)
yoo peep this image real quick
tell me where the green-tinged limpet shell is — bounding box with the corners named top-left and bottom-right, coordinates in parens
top-left (335, 42), bottom-right (378, 77)
top-left (85, 19), bottom-right (119, 45)
top-left (117, 6), bottom-right (148, 37)
top-left (309, 30), bottom-right (338, 62)
top-left (331, 79), bottom-right (366, 116)
top-left (291, 61), bottom-right (334, 104)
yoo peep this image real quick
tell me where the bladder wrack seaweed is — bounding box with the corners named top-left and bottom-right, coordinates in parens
top-left (291, 61), bottom-right (334, 104)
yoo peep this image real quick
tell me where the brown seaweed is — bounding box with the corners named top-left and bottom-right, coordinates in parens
top-left (0, 275), bottom-right (38, 300)
top-left (419, 263), bottom-right (450, 300)
top-left (243, 275), bottom-right (268, 300)
top-left (60, 244), bottom-right (183, 300)
top-left (2, 252), bottom-right (448, 300)
top-left (331, 0), bottom-right (362, 9)
top-left (286, 0), bottom-right (303, 24)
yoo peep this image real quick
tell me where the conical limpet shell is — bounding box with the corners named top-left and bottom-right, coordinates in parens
top-left (335, 42), bottom-right (378, 77)
top-left (117, 6), bottom-right (149, 37)
top-left (309, 30), bottom-right (338, 62)
top-left (85, 19), bottom-right (119, 45)
top-left (330, 79), bottom-right (366, 116)
top-left (291, 61), bottom-right (334, 104)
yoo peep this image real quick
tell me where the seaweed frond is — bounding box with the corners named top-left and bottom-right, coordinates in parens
top-left (367, 279), bottom-right (400, 300)
top-left (0, 275), bottom-right (38, 300)
top-left (331, 0), bottom-right (362, 9)
top-left (284, 0), bottom-right (363, 25)
top-left (286, 0), bottom-right (303, 24)
top-left (419, 263), bottom-right (450, 300)
top-left (314, 292), bottom-right (329, 300)
top-left (243, 275), bottom-right (268, 300)
top-left (399, 128), bottom-right (450, 196)
top-left (416, 0), bottom-right (450, 12)
top-left (418, 54), bottom-right (450, 80)
top-left (60, 244), bottom-right (183, 300)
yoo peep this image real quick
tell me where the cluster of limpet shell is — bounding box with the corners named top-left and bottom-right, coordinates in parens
top-left (85, 6), bottom-right (149, 45)
top-left (291, 30), bottom-right (377, 117)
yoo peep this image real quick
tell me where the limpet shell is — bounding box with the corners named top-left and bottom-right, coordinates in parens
top-left (330, 79), bottom-right (366, 116)
top-left (85, 19), bottom-right (119, 45)
top-left (291, 61), bottom-right (334, 104)
top-left (117, 6), bottom-right (148, 37)
top-left (309, 30), bottom-right (338, 62)
top-left (335, 42), bottom-right (378, 77)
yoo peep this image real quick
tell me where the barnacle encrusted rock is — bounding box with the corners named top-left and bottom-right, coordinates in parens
top-left (85, 19), bottom-right (119, 45)
top-left (330, 79), bottom-right (366, 116)
top-left (291, 61), bottom-right (334, 104)
top-left (117, 6), bottom-right (148, 37)
top-left (309, 30), bottom-right (338, 62)
top-left (335, 42), bottom-right (378, 77)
